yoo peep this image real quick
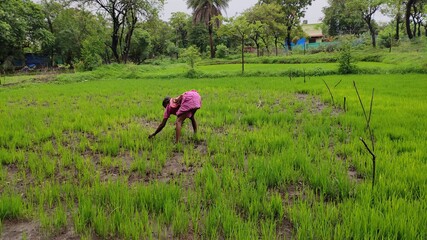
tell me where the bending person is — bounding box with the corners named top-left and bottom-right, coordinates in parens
top-left (149, 90), bottom-right (201, 143)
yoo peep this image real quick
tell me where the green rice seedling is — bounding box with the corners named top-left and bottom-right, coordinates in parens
top-left (130, 154), bottom-right (147, 174)
top-left (0, 165), bottom-right (5, 183)
top-left (162, 198), bottom-right (175, 224)
top-left (203, 205), bottom-right (221, 239)
top-left (171, 204), bottom-right (190, 237)
top-left (39, 204), bottom-right (67, 235)
top-left (92, 206), bottom-right (111, 238)
top-left (265, 192), bottom-right (284, 220)
top-left (261, 219), bottom-right (277, 240)
top-left (195, 164), bottom-right (221, 207)
top-left (0, 192), bottom-right (25, 220)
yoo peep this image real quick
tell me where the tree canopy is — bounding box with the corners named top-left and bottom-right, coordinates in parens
top-left (0, 0), bottom-right (426, 71)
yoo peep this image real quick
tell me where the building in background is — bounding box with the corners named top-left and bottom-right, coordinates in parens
top-left (302, 21), bottom-right (324, 43)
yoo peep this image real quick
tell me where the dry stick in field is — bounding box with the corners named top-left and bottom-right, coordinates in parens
top-left (360, 137), bottom-right (376, 190)
top-left (334, 79), bottom-right (342, 88)
top-left (303, 69), bottom-right (306, 83)
top-left (322, 79), bottom-right (335, 105)
top-left (344, 97), bottom-right (347, 112)
top-left (368, 89), bottom-right (375, 151)
top-left (353, 81), bottom-right (376, 190)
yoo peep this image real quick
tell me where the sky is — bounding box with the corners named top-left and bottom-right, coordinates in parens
top-left (160, 0), bottom-right (328, 24)
top-left (159, 0), bottom-right (390, 24)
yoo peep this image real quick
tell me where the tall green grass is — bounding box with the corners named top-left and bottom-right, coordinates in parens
top-left (0, 65), bottom-right (426, 238)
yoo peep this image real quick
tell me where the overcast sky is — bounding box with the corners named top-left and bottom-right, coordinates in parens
top-left (160, 0), bottom-right (328, 24)
top-left (159, 0), bottom-right (390, 23)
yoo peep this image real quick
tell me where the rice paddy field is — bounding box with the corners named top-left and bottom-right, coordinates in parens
top-left (0, 63), bottom-right (426, 239)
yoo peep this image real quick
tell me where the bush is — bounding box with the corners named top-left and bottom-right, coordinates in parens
top-left (216, 44), bottom-right (229, 58)
top-left (185, 69), bottom-right (199, 78)
top-left (180, 46), bottom-right (201, 70)
top-left (75, 37), bottom-right (103, 71)
top-left (338, 40), bottom-right (357, 74)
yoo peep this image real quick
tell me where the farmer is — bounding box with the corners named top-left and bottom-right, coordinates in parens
top-left (149, 90), bottom-right (201, 143)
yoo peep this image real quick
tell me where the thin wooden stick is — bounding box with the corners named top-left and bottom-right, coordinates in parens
top-left (360, 137), bottom-right (376, 190)
top-left (334, 79), bottom-right (342, 88)
top-left (353, 81), bottom-right (369, 124)
top-left (367, 88), bottom-right (374, 129)
top-left (322, 79), bottom-right (334, 105)
top-left (344, 97), bottom-right (346, 112)
top-left (368, 89), bottom-right (375, 151)
top-left (304, 69), bottom-right (306, 83)
top-left (354, 81), bottom-right (376, 190)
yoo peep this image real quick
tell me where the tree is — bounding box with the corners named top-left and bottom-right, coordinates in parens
top-left (83, 0), bottom-right (164, 63)
top-left (322, 0), bottom-right (367, 36)
top-left (382, 0), bottom-right (405, 40)
top-left (129, 28), bottom-right (151, 63)
top-left (348, 0), bottom-right (385, 48)
top-left (248, 20), bottom-right (265, 56)
top-left (403, 0), bottom-right (426, 38)
top-left (244, 3), bottom-right (286, 56)
top-left (181, 46), bottom-right (201, 70)
top-left (142, 17), bottom-right (174, 58)
top-left (259, 0), bottom-right (313, 51)
top-left (52, 8), bottom-right (108, 66)
top-left (0, 0), bottom-right (51, 69)
top-left (411, 0), bottom-right (427, 37)
top-left (169, 12), bottom-right (191, 48)
top-left (405, 0), bottom-right (417, 38)
top-left (186, 0), bottom-right (230, 58)
top-left (40, 0), bottom-right (64, 65)
top-left (189, 23), bottom-right (209, 54)
top-left (217, 16), bottom-right (251, 73)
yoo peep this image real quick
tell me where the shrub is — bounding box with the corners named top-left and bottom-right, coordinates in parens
top-left (185, 69), bottom-right (198, 78)
top-left (338, 40), bottom-right (357, 74)
top-left (216, 44), bottom-right (229, 58)
top-left (180, 46), bottom-right (201, 70)
top-left (75, 37), bottom-right (103, 71)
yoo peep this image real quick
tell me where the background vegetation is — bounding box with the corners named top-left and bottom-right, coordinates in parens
top-left (1, 0), bottom-right (426, 72)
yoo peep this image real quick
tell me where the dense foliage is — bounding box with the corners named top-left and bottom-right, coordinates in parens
top-left (0, 0), bottom-right (426, 72)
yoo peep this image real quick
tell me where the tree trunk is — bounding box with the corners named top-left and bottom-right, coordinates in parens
top-left (412, 17), bottom-right (417, 37)
top-left (46, 16), bottom-right (55, 66)
top-left (362, 13), bottom-right (377, 48)
top-left (395, 12), bottom-right (400, 40)
top-left (208, 24), bottom-right (215, 58)
top-left (123, 11), bottom-right (137, 64)
top-left (256, 43), bottom-right (260, 57)
top-left (274, 37), bottom-right (278, 56)
top-left (111, 17), bottom-right (121, 63)
top-left (405, 0), bottom-right (415, 39)
top-left (286, 26), bottom-right (292, 51)
top-left (241, 37), bottom-right (244, 74)
top-left (368, 21), bottom-right (376, 48)
top-left (255, 37), bottom-right (260, 57)
top-left (260, 36), bottom-right (270, 55)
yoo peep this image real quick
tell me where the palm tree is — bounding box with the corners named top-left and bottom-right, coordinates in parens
top-left (186, 0), bottom-right (230, 58)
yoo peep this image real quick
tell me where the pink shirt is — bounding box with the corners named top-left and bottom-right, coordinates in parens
top-left (163, 90), bottom-right (201, 119)
top-left (163, 104), bottom-right (178, 119)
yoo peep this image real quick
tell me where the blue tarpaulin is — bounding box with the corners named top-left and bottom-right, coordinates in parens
top-left (25, 54), bottom-right (50, 67)
top-left (296, 38), bottom-right (306, 45)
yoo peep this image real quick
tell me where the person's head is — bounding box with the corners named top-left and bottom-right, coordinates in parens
top-left (162, 96), bottom-right (170, 108)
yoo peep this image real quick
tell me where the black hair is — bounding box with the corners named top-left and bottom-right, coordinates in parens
top-left (162, 96), bottom-right (170, 108)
